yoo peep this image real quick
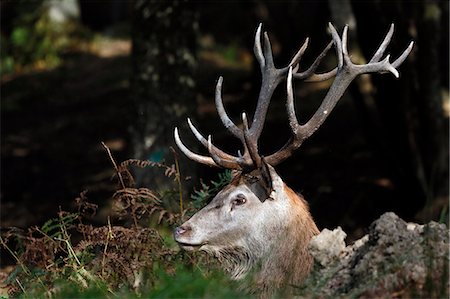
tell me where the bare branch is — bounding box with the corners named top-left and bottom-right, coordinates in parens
top-left (101, 141), bottom-right (126, 189)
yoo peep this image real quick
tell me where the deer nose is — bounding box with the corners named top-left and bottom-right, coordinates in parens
top-left (174, 225), bottom-right (191, 237)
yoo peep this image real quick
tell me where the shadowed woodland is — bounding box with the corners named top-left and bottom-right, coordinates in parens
top-left (1, 1), bottom-right (449, 298)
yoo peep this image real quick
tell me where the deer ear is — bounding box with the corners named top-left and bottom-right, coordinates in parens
top-left (260, 157), bottom-right (273, 198)
top-left (260, 157), bottom-right (285, 200)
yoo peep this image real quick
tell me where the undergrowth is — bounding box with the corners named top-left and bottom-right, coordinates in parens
top-left (2, 1), bottom-right (92, 76)
top-left (191, 170), bottom-right (232, 209)
top-left (0, 146), bottom-right (239, 298)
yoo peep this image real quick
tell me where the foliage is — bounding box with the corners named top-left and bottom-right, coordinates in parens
top-left (0, 157), bottom-right (243, 298)
top-left (191, 170), bottom-right (232, 209)
top-left (1, 1), bottom-right (91, 76)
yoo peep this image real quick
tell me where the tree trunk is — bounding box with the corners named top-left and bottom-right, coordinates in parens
top-left (130, 0), bottom-right (198, 188)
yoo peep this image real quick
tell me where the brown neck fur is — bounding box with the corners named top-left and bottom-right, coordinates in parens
top-left (251, 184), bottom-right (319, 297)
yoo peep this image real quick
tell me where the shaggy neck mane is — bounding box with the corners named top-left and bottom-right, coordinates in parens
top-left (254, 185), bottom-right (319, 294)
top-left (213, 247), bottom-right (254, 280)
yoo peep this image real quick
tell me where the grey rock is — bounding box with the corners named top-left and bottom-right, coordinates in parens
top-left (309, 227), bottom-right (347, 267)
top-left (300, 212), bottom-right (449, 298)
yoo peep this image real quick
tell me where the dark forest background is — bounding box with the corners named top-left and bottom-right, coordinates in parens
top-left (1, 0), bottom-right (449, 244)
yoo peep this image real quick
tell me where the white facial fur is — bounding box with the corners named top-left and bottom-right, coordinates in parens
top-left (174, 165), bottom-right (290, 259)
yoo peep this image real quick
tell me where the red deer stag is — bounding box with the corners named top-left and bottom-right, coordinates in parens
top-left (173, 23), bottom-right (413, 296)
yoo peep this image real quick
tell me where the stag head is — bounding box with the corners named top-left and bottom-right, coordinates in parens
top-left (173, 23), bottom-right (413, 282)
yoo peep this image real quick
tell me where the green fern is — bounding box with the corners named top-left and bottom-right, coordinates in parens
top-left (191, 170), bottom-right (232, 209)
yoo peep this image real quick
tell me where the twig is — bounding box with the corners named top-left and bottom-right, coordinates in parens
top-left (101, 141), bottom-right (126, 189)
top-left (101, 217), bottom-right (114, 277)
top-left (170, 147), bottom-right (183, 217)
top-left (1, 236), bottom-right (47, 290)
top-left (15, 278), bottom-right (27, 295)
top-left (58, 207), bottom-right (81, 266)
top-left (0, 236), bottom-right (31, 275)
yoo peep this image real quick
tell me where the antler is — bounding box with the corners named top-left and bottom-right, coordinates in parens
top-left (174, 23), bottom-right (413, 170)
top-left (265, 23), bottom-right (414, 165)
top-left (174, 24), bottom-right (333, 171)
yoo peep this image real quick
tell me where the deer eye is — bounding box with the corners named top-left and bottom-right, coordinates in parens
top-left (232, 194), bottom-right (247, 206)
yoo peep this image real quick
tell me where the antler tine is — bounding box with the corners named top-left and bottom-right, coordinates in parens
top-left (247, 23), bottom-right (335, 164)
top-left (364, 24), bottom-right (413, 69)
top-left (207, 135), bottom-right (242, 170)
top-left (289, 38), bottom-right (309, 68)
top-left (177, 40), bottom-right (267, 172)
top-left (266, 23), bottom-right (413, 166)
top-left (286, 68), bottom-right (300, 132)
top-left (253, 24), bottom-right (276, 70)
top-left (242, 112), bottom-right (262, 168)
top-left (175, 23), bottom-right (412, 170)
top-left (341, 25), bottom-right (352, 65)
top-left (187, 118), bottom-right (238, 161)
top-left (329, 23), bottom-right (344, 69)
top-left (305, 68), bottom-right (338, 82)
top-left (392, 41), bottom-right (414, 68)
top-left (294, 41), bottom-right (334, 80)
top-left (175, 118), bottom-right (250, 171)
top-left (291, 27), bottom-right (341, 83)
top-left (215, 76), bottom-right (243, 139)
top-left (264, 68), bottom-right (303, 165)
top-left (337, 22), bottom-right (405, 77)
top-left (242, 23), bottom-right (336, 168)
top-left (263, 32), bottom-right (275, 68)
top-left (254, 23), bottom-right (265, 69)
top-left (174, 128), bottom-right (218, 168)
top-left (370, 23), bottom-right (394, 63)
top-left (246, 25), bottom-right (288, 157)
top-left (215, 76), bottom-right (253, 163)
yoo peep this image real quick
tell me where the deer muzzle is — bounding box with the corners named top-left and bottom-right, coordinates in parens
top-left (174, 224), bottom-right (204, 251)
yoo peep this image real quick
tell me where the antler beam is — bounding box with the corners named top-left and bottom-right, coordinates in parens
top-left (175, 23), bottom-right (413, 171)
top-left (265, 23), bottom-right (414, 165)
top-left (174, 23), bottom-right (334, 170)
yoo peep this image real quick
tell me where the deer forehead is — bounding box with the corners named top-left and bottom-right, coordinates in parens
top-left (214, 181), bottom-right (291, 212)
top-left (210, 184), bottom-right (260, 205)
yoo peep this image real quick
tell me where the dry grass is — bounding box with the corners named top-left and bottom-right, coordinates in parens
top-left (0, 145), bottom-right (227, 298)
